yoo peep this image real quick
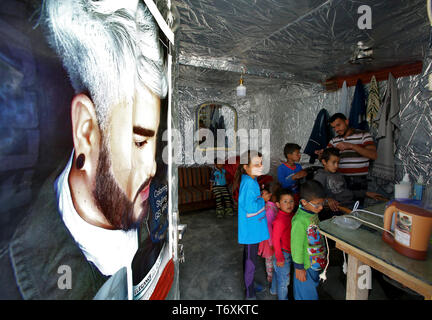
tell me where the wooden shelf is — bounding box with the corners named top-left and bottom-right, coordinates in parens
top-left (324, 61), bottom-right (423, 91)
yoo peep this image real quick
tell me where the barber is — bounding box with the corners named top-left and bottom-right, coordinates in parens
top-left (316, 113), bottom-right (377, 207)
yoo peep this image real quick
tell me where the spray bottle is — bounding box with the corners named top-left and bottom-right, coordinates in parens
top-left (413, 176), bottom-right (424, 201)
top-left (394, 173), bottom-right (411, 199)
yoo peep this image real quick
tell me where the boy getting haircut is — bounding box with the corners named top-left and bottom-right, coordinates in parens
top-left (320, 147), bottom-right (340, 162)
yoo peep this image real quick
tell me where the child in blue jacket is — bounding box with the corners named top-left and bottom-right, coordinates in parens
top-left (233, 150), bottom-right (269, 300)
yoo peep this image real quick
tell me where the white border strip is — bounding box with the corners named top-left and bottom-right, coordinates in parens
top-left (246, 207), bottom-right (265, 218)
top-left (143, 0), bottom-right (174, 44)
top-left (167, 51), bottom-right (175, 261)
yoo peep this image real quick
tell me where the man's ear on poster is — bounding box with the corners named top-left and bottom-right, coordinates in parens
top-left (70, 93), bottom-right (101, 177)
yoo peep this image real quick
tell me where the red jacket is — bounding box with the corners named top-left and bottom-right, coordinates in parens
top-left (272, 209), bottom-right (294, 263)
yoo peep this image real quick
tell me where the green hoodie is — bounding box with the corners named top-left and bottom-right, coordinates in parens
top-left (291, 207), bottom-right (327, 271)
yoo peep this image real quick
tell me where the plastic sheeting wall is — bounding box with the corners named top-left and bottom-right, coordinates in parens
top-left (176, 54), bottom-right (432, 201)
top-left (177, 65), bottom-right (251, 166)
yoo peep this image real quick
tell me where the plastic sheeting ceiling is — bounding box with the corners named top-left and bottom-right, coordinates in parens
top-left (176, 0), bottom-right (428, 83)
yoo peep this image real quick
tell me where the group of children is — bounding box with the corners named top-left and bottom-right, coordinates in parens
top-left (235, 141), bottom-right (378, 300)
top-left (234, 148), bottom-right (327, 300)
top-left (210, 141), bottom-right (380, 300)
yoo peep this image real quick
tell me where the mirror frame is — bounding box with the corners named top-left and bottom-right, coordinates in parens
top-left (195, 101), bottom-right (238, 151)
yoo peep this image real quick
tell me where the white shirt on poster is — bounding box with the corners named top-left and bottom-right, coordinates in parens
top-left (55, 151), bottom-right (138, 276)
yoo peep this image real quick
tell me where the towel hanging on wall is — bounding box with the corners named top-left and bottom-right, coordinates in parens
top-left (370, 73), bottom-right (400, 182)
top-left (366, 75), bottom-right (381, 133)
top-left (338, 80), bottom-right (350, 117)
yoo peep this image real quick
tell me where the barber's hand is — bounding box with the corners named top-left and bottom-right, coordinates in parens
top-left (335, 142), bottom-right (352, 151)
top-left (295, 269), bottom-right (307, 282)
top-left (327, 198), bottom-right (339, 211)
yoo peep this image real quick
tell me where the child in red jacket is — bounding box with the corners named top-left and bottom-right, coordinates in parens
top-left (271, 188), bottom-right (295, 300)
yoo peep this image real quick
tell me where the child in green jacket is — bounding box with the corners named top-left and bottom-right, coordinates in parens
top-left (291, 180), bottom-right (327, 300)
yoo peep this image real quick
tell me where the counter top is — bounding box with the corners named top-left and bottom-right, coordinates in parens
top-left (318, 203), bottom-right (432, 286)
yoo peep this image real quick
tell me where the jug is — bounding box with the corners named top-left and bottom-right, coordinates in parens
top-left (383, 201), bottom-right (432, 260)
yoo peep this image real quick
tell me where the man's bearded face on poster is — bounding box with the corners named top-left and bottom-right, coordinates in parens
top-left (93, 86), bottom-right (161, 231)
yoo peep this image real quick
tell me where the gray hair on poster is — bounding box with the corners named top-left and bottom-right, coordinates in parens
top-left (41, 0), bottom-right (168, 131)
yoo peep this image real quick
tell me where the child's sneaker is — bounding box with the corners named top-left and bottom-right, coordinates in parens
top-left (254, 281), bottom-right (264, 293)
top-left (224, 208), bottom-right (234, 216)
top-left (269, 278), bottom-right (277, 295)
top-left (216, 209), bottom-right (224, 219)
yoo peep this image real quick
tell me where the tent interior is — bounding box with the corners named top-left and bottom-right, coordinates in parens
top-left (174, 0), bottom-right (431, 189)
top-left (0, 0), bottom-right (431, 301)
top-left (173, 0), bottom-right (432, 300)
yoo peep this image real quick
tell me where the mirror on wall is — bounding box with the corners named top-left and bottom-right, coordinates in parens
top-left (196, 102), bottom-right (237, 151)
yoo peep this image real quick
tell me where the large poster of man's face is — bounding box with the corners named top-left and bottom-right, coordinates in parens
top-left (0, 0), bottom-right (173, 300)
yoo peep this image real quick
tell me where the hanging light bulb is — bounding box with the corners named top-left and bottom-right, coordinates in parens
top-left (236, 77), bottom-right (246, 97)
top-left (236, 67), bottom-right (246, 97)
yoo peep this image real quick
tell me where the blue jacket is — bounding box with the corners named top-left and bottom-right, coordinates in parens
top-left (237, 174), bottom-right (269, 244)
top-left (277, 163), bottom-right (303, 194)
top-left (304, 108), bottom-right (332, 164)
top-left (349, 79), bottom-right (369, 131)
top-left (210, 168), bottom-right (227, 186)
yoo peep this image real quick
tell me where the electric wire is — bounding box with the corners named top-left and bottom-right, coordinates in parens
top-left (343, 214), bottom-right (394, 236)
top-left (319, 234), bottom-right (330, 282)
top-left (345, 201), bottom-right (394, 236)
top-left (319, 200), bottom-right (392, 282)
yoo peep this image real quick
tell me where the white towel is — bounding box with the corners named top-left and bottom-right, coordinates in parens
top-left (371, 73), bottom-right (400, 181)
top-left (339, 80), bottom-right (350, 117)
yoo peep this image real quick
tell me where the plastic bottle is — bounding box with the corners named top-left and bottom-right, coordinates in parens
top-left (394, 173), bottom-right (411, 199)
top-left (413, 176), bottom-right (424, 201)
